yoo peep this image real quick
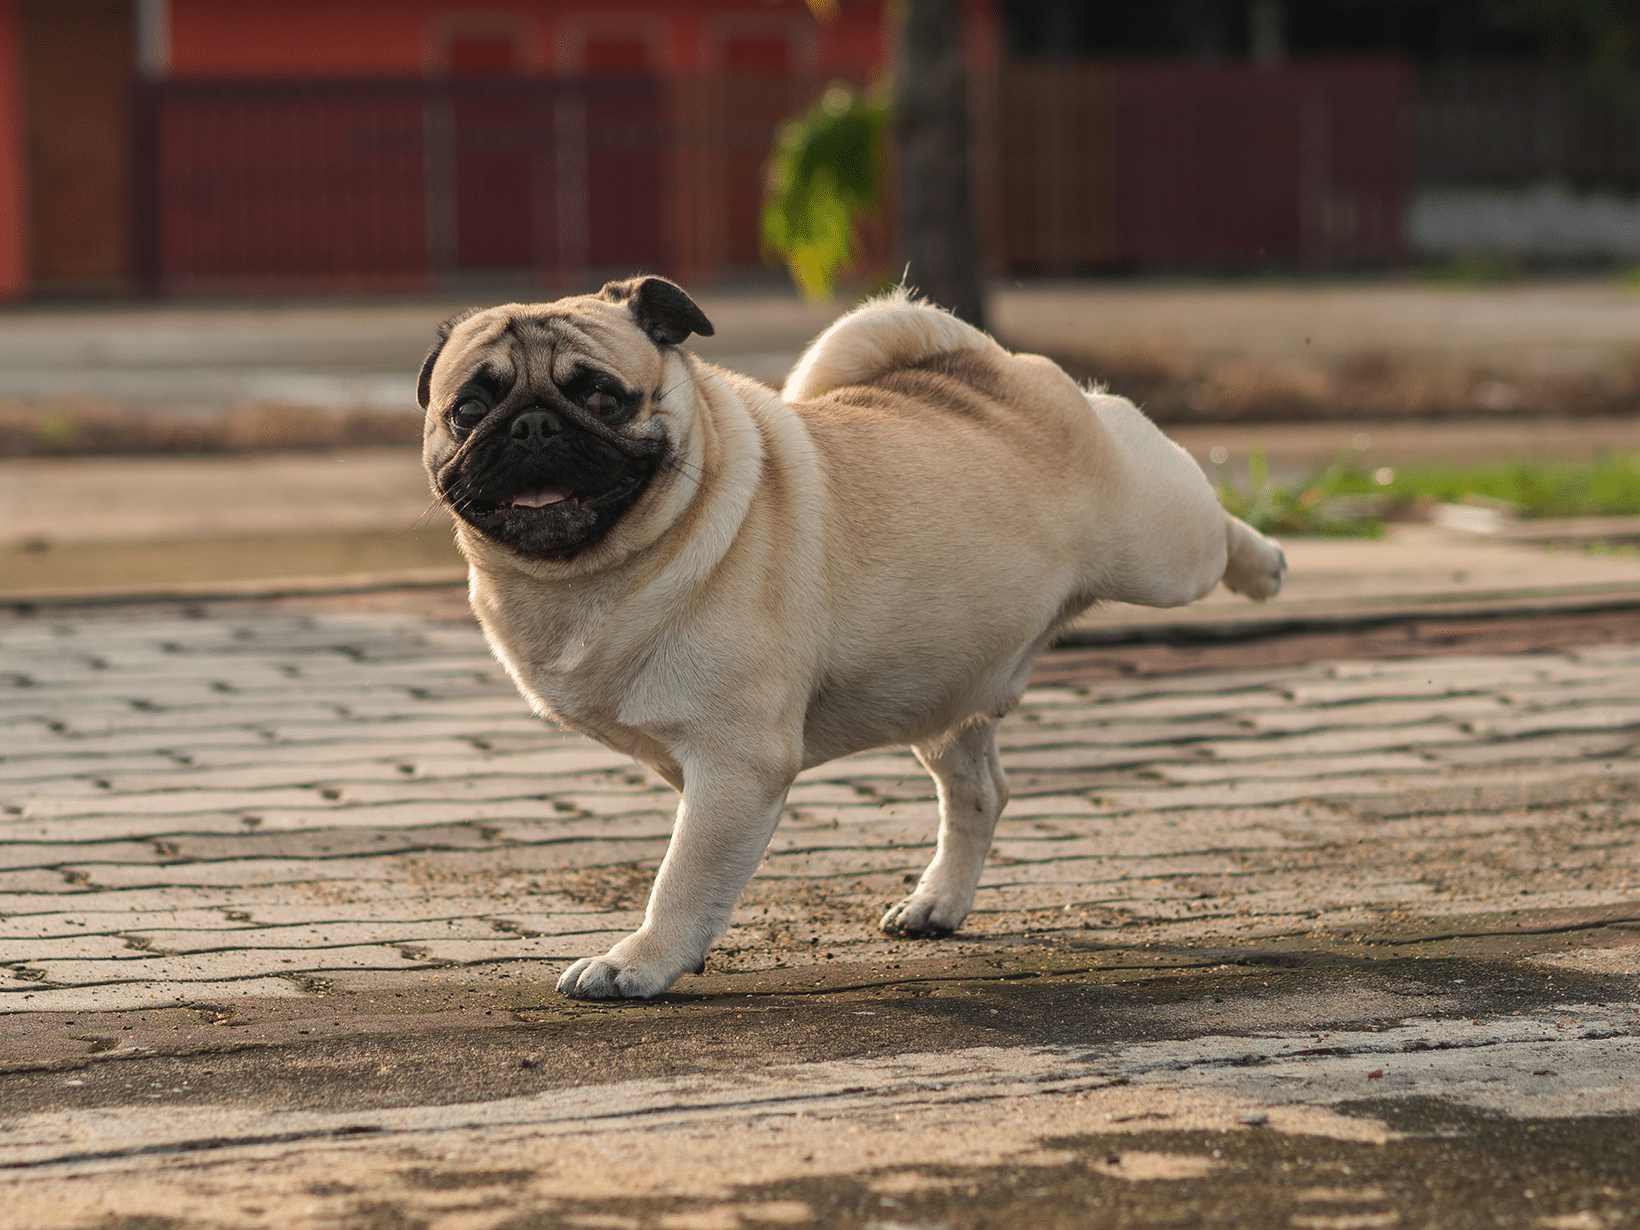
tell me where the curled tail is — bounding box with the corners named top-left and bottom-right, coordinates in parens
top-left (782, 289), bottom-right (1003, 401)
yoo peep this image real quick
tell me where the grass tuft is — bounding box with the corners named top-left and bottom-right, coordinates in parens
top-left (1362, 453), bottom-right (1640, 519)
top-left (1214, 449), bottom-right (1640, 535)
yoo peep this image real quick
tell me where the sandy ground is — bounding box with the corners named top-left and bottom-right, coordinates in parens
top-left (6, 436), bottom-right (1639, 611)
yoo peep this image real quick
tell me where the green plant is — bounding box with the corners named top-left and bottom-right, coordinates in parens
top-left (33, 406), bottom-right (76, 454)
top-left (1335, 452), bottom-right (1640, 518)
top-left (1212, 447), bottom-right (1385, 538)
top-left (761, 82), bottom-right (889, 301)
top-left (1212, 449), bottom-right (1640, 536)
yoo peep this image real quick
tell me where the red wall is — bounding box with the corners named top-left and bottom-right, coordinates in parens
top-left (169, 0), bottom-right (889, 79)
top-left (0, 0), bottom-right (25, 299)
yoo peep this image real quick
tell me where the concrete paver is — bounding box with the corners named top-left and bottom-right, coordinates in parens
top-left (0, 600), bottom-right (1636, 1227)
top-left (2, 609), bottom-right (1636, 1005)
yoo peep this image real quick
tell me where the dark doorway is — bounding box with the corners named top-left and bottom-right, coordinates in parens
top-left (20, 0), bottom-right (135, 293)
top-left (582, 75), bottom-right (664, 272)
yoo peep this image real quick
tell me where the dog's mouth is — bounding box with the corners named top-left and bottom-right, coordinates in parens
top-left (436, 398), bottom-right (664, 559)
top-left (463, 471), bottom-right (650, 523)
top-left (509, 487), bottom-right (572, 509)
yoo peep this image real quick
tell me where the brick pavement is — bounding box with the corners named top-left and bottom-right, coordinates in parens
top-left (4, 606), bottom-right (1637, 1016)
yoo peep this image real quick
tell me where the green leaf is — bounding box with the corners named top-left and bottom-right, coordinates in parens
top-left (761, 83), bottom-right (889, 300)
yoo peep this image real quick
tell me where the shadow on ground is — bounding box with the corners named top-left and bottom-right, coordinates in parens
top-left (7, 934), bottom-right (1638, 1229)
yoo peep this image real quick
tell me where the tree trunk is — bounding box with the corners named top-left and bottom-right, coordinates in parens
top-left (894, 0), bottom-right (986, 329)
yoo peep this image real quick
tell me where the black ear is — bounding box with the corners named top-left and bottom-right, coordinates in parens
top-left (601, 275), bottom-right (714, 346)
top-left (417, 308), bottom-right (482, 409)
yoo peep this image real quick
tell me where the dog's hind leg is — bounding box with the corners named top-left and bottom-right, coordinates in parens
top-left (881, 717), bottom-right (1008, 937)
top-left (1221, 514), bottom-right (1286, 601)
top-left (1076, 391), bottom-right (1285, 608)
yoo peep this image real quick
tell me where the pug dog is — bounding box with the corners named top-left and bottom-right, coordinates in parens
top-left (420, 276), bottom-right (1285, 1000)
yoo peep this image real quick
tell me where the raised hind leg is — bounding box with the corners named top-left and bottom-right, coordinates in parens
top-left (881, 717), bottom-right (1008, 937)
top-left (1222, 514), bottom-right (1286, 600)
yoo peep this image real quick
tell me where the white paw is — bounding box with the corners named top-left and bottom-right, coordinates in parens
top-left (880, 891), bottom-right (966, 937)
top-left (1224, 536), bottom-right (1285, 601)
top-left (556, 954), bottom-right (678, 1000)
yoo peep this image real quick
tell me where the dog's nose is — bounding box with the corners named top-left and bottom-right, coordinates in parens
top-left (509, 409), bottom-right (563, 450)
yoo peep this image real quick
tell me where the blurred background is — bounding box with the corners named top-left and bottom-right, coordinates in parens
top-left (11, 0), bottom-right (1640, 298)
top-left (1, 0), bottom-right (1639, 599)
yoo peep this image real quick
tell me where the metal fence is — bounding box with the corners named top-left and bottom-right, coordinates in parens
top-left (131, 74), bottom-right (813, 293)
top-left (991, 59), bottom-right (1408, 273)
top-left (132, 61), bottom-right (1421, 292)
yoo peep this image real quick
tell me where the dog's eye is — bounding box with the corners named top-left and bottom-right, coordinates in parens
top-left (449, 399), bottom-right (487, 437)
top-left (584, 390), bottom-right (619, 416)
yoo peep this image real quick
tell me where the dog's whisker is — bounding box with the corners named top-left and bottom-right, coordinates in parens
top-left (662, 454), bottom-right (709, 486)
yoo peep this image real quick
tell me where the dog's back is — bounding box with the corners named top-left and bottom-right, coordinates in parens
top-left (779, 291), bottom-right (1282, 611)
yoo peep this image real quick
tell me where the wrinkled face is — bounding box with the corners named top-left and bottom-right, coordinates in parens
top-left (420, 278), bottom-right (712, 561)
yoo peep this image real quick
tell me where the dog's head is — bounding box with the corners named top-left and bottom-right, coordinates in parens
top-left (419, 276), bottom-right (713, 561)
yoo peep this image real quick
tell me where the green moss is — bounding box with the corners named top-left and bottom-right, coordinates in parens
top-left (1214, 449), bottom-right (1386, 538)
top-left (1416, 252), bottom-right (1522, 285)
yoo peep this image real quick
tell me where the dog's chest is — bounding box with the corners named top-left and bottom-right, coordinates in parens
top-left (482, 619), bottom-right (614, 725)
top-left (478, 604), bottom-right (663, 757)
top-left (516, 661), bottom-right (685, 783)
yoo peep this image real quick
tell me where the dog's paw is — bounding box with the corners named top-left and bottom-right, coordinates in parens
top-left (557, 955), bottom-right (675, 1000)
top-left (1223, 527), bottom-right (1285, 602)
top-left (880, 892), bottom-right (964, 938)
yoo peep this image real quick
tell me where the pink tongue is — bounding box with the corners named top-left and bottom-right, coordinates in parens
top-left (510, 488), bottom-right (572, 508)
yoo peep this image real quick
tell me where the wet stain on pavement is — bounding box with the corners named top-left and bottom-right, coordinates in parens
top-left (3, 949), bottom-right (1634, 1119)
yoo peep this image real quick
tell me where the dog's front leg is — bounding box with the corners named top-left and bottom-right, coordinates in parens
top-left (881, 718), bottom-right (1008, 936)
top-left (557, 757), bottom-right (793, 999)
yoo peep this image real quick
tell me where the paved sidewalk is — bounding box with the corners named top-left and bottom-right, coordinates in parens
top-left (1, 602), bottom-right (1636, 1228)
top-left (1080, 523), bottom-right (1640, 638)
top-left (9, 279), bottom-right (1640, 414)
top-left (0, 292), bottom-right (838, 414)
top-left (10, 607), bottom-right (1638, 1012)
